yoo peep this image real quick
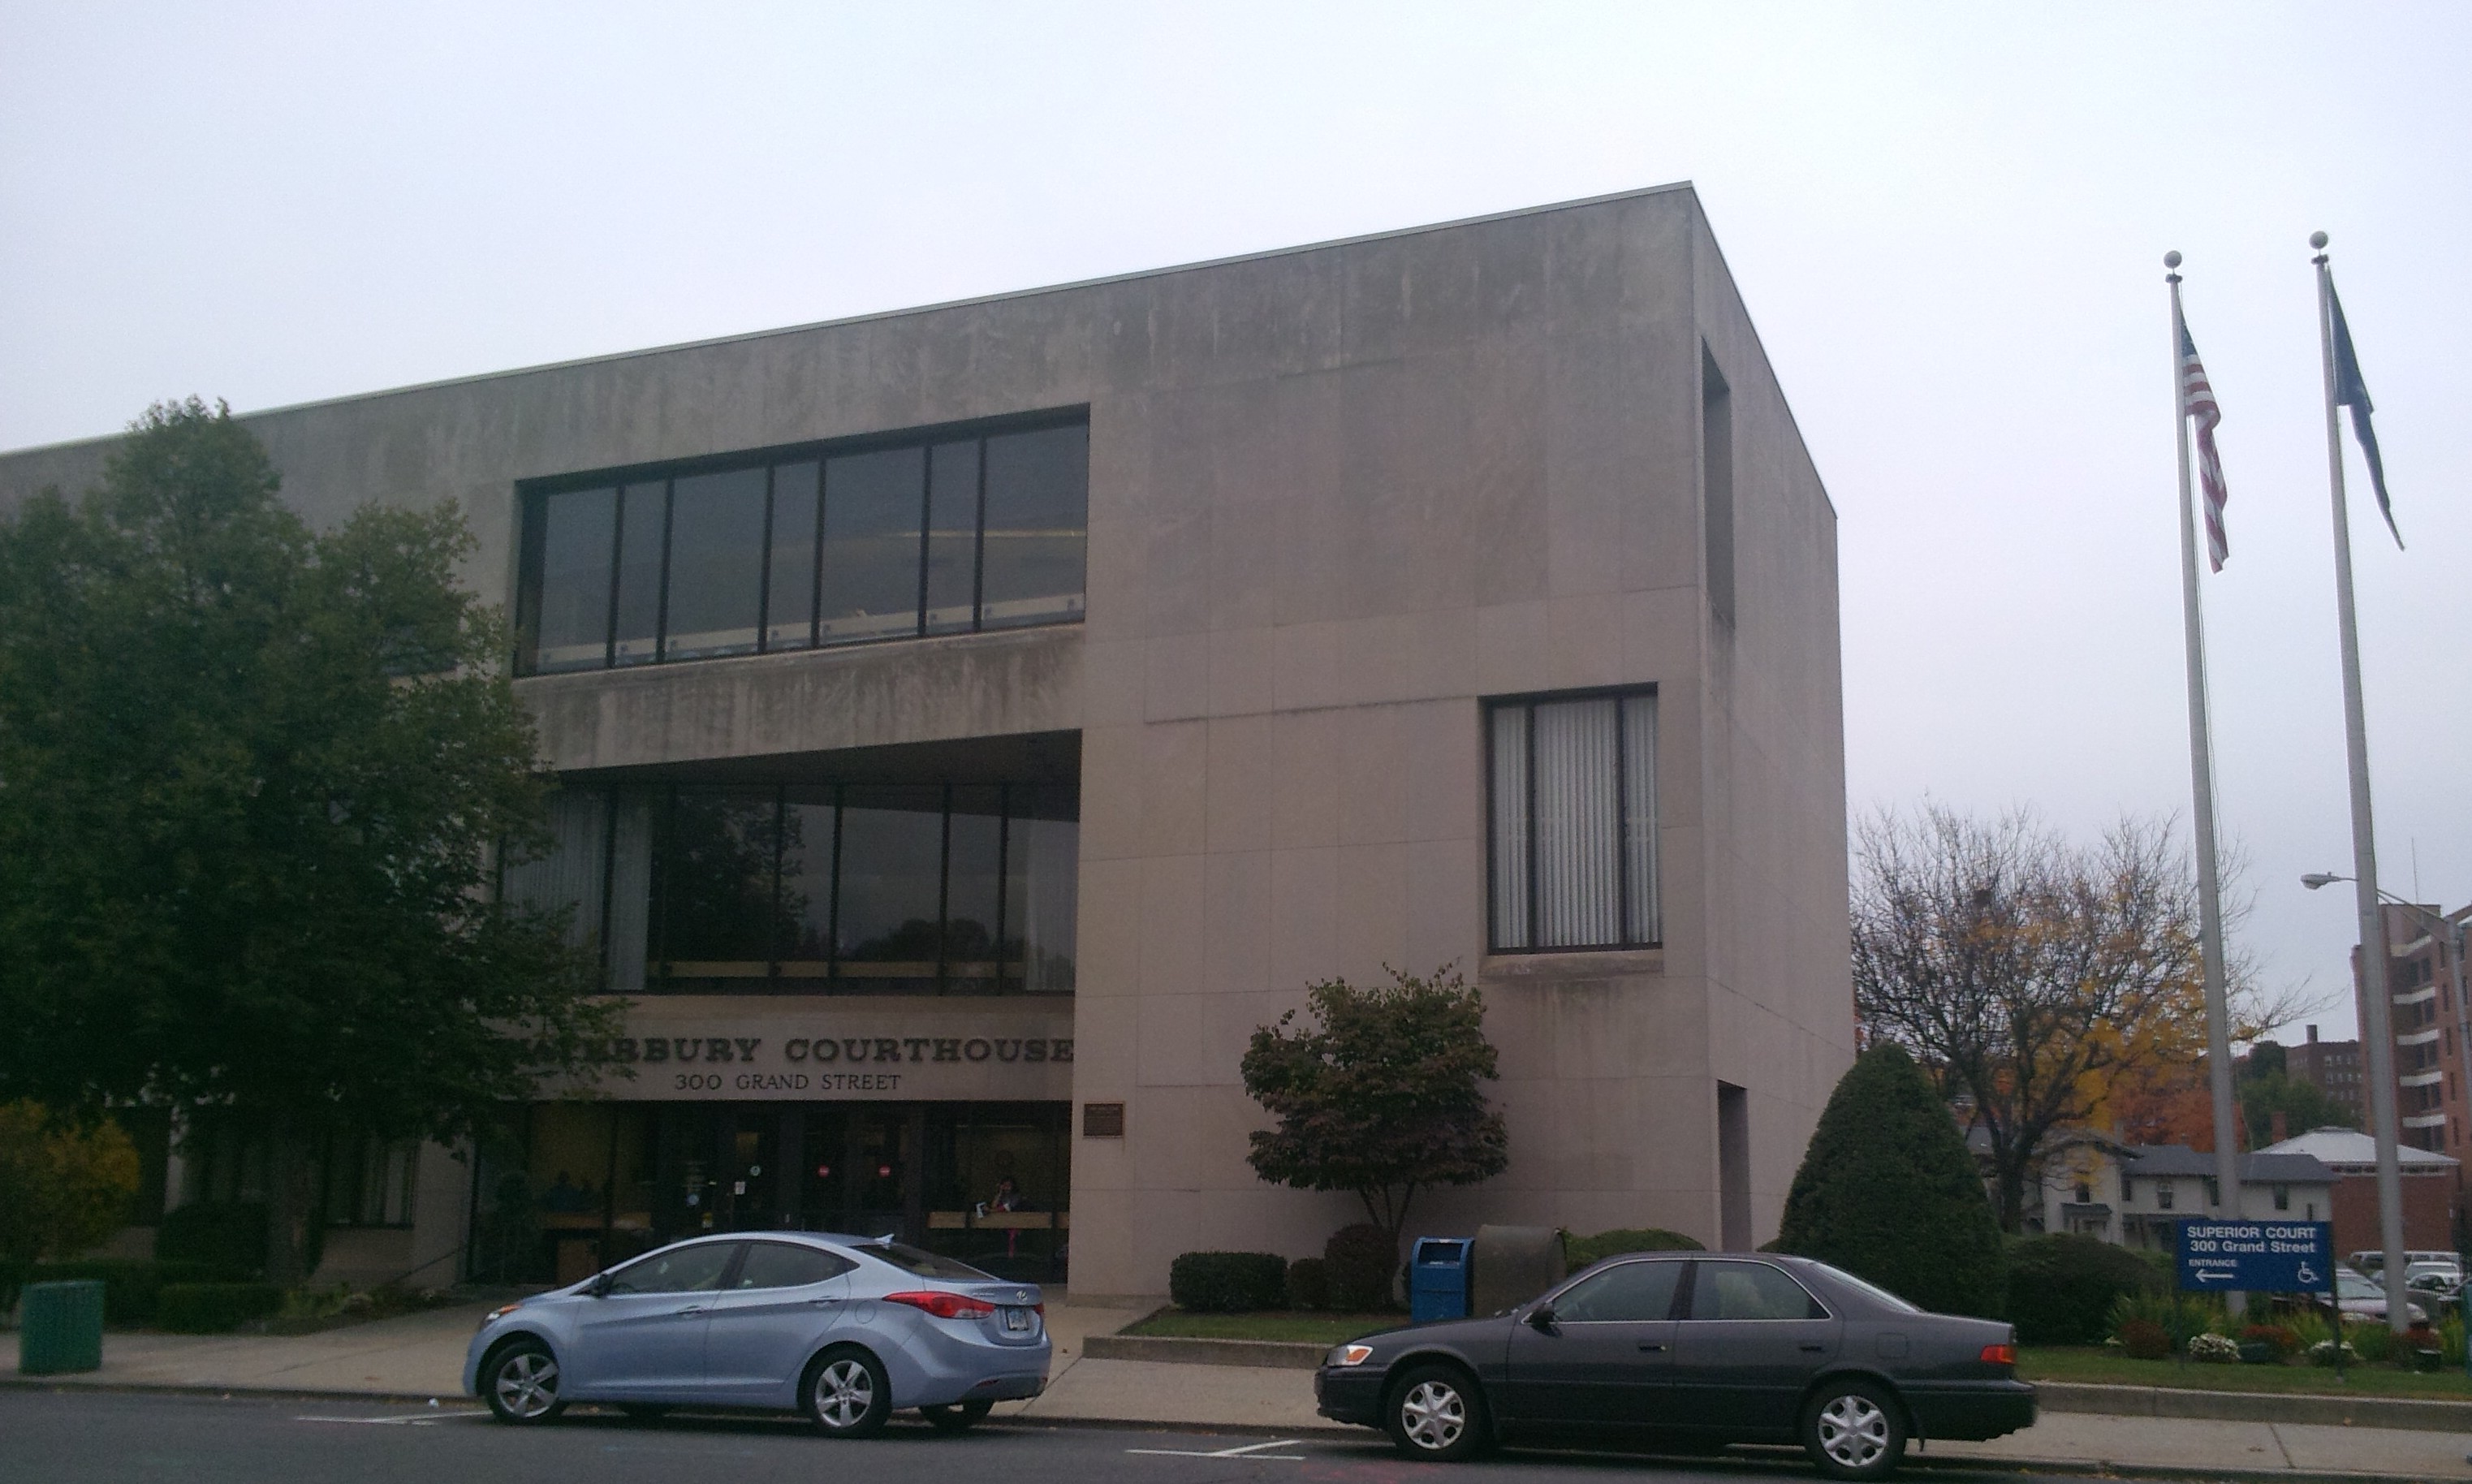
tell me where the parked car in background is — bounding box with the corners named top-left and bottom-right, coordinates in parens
top-left (2334, 1268), bottom-right (2429, 1326)
top-left (1315, 1252), bottom-right (2032, 1480)
top-left (2404, 1264), bottom-right (2462, 1302)
top-left (464, 1233), bottom-right (1049, 1436)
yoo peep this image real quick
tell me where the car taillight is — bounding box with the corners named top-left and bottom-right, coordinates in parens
top-left (884, 1290), bottom-right (998, 1320)
top-left (1979, 1343), bottom-right (2017, 1366)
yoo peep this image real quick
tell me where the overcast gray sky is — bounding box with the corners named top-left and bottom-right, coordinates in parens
top-left (4, 2), bottom-right (2464, 1039)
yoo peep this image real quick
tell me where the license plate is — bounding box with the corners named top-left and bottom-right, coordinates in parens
top-left (1002, 1307), bottom-right (1033, 1333)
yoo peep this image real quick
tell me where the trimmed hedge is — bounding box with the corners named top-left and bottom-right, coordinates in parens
top-left (22, 1259), bottom-right (234, 1327)
top-left (1566, 1228), bottom-right (1705, 1267)
top-left (1775, 1044), bottom-right (2006, 1318)
top-left (1284, 1257), bottom-right (1331, 1310)
top-left (2004, 1234), bottom-right (2158, 1344)
top-left (1167, 1252), bottom-right (1289, 1314)
top-left (157, 1282), bottom-right (286, 1334)
top-left (1324, 1224), bottom-right (1397, 1311)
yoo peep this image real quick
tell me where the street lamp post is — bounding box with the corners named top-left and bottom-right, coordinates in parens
top-left (2303, 872), bottom-right (2470, 1344)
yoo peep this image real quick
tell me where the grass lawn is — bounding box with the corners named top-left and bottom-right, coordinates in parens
top-left (1123, 1309), bottom-right (1408, 1345)
top-left (2022, 1346), bottom-right (2472, 1399)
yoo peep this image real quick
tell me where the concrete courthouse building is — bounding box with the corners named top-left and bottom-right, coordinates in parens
top-left (0, 184), bottom-right (1852, 1297)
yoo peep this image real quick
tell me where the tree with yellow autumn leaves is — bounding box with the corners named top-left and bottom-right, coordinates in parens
top-left (1851, 805), bottom-right (2306, 1232)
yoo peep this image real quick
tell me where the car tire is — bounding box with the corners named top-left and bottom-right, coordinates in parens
top-left (617, 1404), bottom-right (671, 1423)
top-left (921, 1399), bottom-right (994, 1434)
top-left (1384, 1363), bottom-right (1487, 1463)
top-left (482, 1339), bottom-right (567, 1426)
top-left (1801, 1378), bottom-right (1908, 1482)
top-left (806, 1346), bottom-right (892, 1439)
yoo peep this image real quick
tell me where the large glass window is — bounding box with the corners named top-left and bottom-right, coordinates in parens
top-left (822, 447), bottom-right (927, 645)
top-left (515, 414), bottom-right (1086, 675)
top-left (662, 468), bottom-right (768, 660)
top-left (522, 779), bottom-right (1076, 997)
top-left (525, 487), bottom-right (615, 672)
top-left (1488, 689), bottom-right (1658, 952)
top-left (981, 425), bottom-right (1089, 630)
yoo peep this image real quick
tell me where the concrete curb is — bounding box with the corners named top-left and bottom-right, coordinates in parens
top-left (1081, 1334), bottom-right (1324, 1370)
top-left (2, 1376), bottom-right (2457, 1483)
top-left (2037, 1379), bottom-right (2472, 1433)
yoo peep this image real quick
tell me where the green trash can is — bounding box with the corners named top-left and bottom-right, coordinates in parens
top-left (19, 1279), bottom-right (106, 1375)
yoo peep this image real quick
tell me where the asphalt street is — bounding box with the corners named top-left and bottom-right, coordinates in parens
top-left (0, 1390), bottom-right (2119, 1484)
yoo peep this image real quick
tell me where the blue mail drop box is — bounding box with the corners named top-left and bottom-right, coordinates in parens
top-left (1410, 1236), bottom-right (1474, 1323)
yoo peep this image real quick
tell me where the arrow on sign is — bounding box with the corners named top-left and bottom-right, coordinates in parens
top-left (2194, 1269), bottom-right (2228, 1283)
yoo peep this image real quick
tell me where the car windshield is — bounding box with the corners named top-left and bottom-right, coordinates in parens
top-left (2337, 1274), bottom-right (2382, 1299)
top-left (1804, 1262), bottom-right (1921, 1314)
top-left (851, 1242), bottom-right (997, 1281)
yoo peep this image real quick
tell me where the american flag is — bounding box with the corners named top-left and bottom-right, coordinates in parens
top-left (2178, 318), bottom-right (2229, 571)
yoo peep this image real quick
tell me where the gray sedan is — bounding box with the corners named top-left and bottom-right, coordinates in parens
top-left (464, 1233), bottom-right (1050, 1436)
top-left (1316, 1253), bottom-right (2032, 1480)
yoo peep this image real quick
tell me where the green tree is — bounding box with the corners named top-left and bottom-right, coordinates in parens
top-left (0, 400), bottom-right (618, 1285)
top-left (1240, 965), bottom-right (1509, 1253)
top-left (2240, 1044), bottom-right (2357, 1147)
top-left (0, 1102), bottom-right (141, 1263)
top-left (1775, 1043), bottom-right (2006, 1318)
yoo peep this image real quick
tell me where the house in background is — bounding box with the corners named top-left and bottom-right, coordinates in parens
top-left (2001, 1128), bottom-right (2335, 1249)
top-left (2261, 1126), bottom-right (2460, 1257)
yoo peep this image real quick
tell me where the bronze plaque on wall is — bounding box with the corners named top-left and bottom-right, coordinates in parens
top-left (1082, 1101), bottom-right (1126, 1137)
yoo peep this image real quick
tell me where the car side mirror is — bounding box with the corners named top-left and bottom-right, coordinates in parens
top-left (1526, 1305), bottom-right (1557, 1332)
top-left (588, 1273), bottom-right (614, 1298)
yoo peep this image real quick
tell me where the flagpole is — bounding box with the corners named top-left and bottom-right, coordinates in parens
top-left (2165, 253), bottom-right (2245, 1245)
top-left (2312, 231), bottom-right (2409, 1332)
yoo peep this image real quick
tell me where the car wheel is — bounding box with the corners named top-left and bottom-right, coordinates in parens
top-left (617, 1404), bottom-right (671, 1424)
top-left (806, 1347), bottom-right (892, 1439)
top-left (483, 1339), bottom-right (567, 1426)
top-left (1384, 1363), bottom-right (1486, 1462)
top-left (1802, 1378), bottom-right (1907, 1481)
top-left (921, 1399), bottom-right (994, 1434)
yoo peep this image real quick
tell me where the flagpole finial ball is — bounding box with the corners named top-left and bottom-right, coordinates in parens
top-left (2164, 251), bottom-right (2182, 270)
top-left (2310, 231), bottom-right (2329, 250)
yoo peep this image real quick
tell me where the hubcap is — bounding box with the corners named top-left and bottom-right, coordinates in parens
top-left (1817, 1393), bottom-right (1890, 1469)
top-left (814, 1358), bottom-right (875, 1429)
top-left (494, 1351), bottom-right (559, 1418)
top-left (1400, 1379), bottom-right (1465, 1452)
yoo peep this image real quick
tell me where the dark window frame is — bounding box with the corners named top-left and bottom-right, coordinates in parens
top-left (1482, 684), bottom-right (1661, 956)
top-left (550, 779), bottom-right (1075, 999)
top-left (513, 408), bottom-right (1089, 675)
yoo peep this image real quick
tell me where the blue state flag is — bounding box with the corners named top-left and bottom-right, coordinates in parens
top-left (2328, 280), bottom-right (2401, 550)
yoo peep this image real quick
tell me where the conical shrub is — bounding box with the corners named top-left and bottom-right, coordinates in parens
top-left (1775, 1043), bottom-right (2005, 1318)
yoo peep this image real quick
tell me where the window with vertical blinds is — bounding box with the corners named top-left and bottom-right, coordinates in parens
top-left (1487, 690), bottom-right (1659, 952)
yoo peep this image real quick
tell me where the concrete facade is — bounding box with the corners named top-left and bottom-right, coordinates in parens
top-left (0, 183), bottom-right (1852, 1297)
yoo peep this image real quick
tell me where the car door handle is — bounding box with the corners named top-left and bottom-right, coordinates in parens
top-left (674, 1305), bottom-right (706, 1317)
top-left (1799, 1344), bottom-right (1826, 1352)
top-left (1637, 1343), bottom-right (1667, 1352)
top-left (809, 1297), bottom-right (841, 1307)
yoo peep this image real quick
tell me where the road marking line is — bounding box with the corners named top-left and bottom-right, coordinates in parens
top-left (295, 1413), bottom-right (482, 1426)
top-left (1124, 1438), bottom-right (1308, 1460)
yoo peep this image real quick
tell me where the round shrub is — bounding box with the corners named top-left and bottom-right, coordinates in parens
top-left (2118, 1317), bottom-right (2172, 1360)
top-left (2004, 1234), bottom-right (2158, 1344)
top-left (1324, 1223), bottom-right (1397, 1310)
top-left (1566, 1228), bottom-right (1704, 1268)
top-left (1775, 1044), bottom-right (2006, 1318)
top-left (1167, 1252), bottom-right (1288, 1314)
top-left (1284, 1257), bottom-right (1330, 1310)
top-left (2187, 1331), bottom-right (2241, 1364)
top-left (157, 1282), bottom-right (284, 1334)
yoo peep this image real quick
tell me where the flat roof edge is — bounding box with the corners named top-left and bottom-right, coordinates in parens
top-left (2, 181), bottom-right (1699, 460)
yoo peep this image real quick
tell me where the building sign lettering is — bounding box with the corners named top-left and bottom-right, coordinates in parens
top-left (614, 1035), bottom-right (1072, 1066)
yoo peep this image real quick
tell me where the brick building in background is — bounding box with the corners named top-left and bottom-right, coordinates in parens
top-left (2290, 1025), bottom-right (2365, 1126)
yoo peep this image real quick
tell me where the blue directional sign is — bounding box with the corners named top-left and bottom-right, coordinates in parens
top-left (2176, 1220), bottom-right (2334, 1293)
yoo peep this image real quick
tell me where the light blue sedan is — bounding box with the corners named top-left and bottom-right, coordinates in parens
top-left (464, 1232), bottom-right (1050, 1436)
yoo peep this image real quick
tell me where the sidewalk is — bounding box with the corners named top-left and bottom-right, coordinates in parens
top-left (11, 1300), bottom-right (2469, 1481)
